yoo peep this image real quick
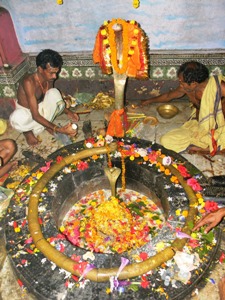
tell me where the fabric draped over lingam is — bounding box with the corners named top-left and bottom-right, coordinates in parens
top-left (106, 108), bottom-right (125, 137)
top-left (160, 75), bottom-right (225, 155)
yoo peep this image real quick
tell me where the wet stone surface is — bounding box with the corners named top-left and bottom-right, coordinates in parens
top-left (3, 138), bottom-right (221, 300)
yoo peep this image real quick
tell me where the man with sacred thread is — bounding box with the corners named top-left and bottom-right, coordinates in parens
top-left (10, 49), bottom-right (79, 146)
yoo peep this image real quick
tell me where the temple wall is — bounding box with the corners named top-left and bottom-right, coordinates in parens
top-left (0, 0), bottom-right (225, 117)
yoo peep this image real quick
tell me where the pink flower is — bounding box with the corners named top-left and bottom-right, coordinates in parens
top-left (148, 151), bottom-right (158, 163)
top-left (56, 156), bottom-right (63, 163)
top-left (204, 200), bottom-right (218, 212)
top-left (177, 165), bottom-right (191, 178)
top-left (40, 161), bottom-right (53, 172)
top-left (219, 252), bottom-right (225, 264)
top-left (139, 252), bottom-right (148, 261)
top-left (141, 275), bottom-right (149, 288)
top-left (188, 238), bottom-right (200, 248)
top-left (186, 177), bottom-right (202, 191)
top-left (77, 161), bottom-right (89, 171)
top-left (73, 261), bottom-right (88, 274)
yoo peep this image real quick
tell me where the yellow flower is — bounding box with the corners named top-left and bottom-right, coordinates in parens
top-left (92, 154), bottom-right (99, 160)
top-left (156, 241), bottom-right (165, 252)
top-left (106, 287), bottom-right (111, 294)
top-left (182, 210), bottom-right (188, 217)
top-left (130, 155), bottom-right (135, 161)
top-left (175, 209), bottom-right (181, 216)
top-left (191, 232), bottom-right (197, 239)
top-left (164, 168), bottom-right (171, 175)
top-left (198, 197), bottom-right (204, 204)
top-left (60, 226), bottom-right (65, 232)
top-left (143, 155), bottom-right (148, 161)
top-left (155, 219), bottom-right (162, 225)
top-left (101, 29), bottom-right (107, 36)
top-left (128, 49), bottom-right (135, 55)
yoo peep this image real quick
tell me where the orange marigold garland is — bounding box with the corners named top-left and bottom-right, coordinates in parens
top-left (93, 19), bottom-right (149, 78)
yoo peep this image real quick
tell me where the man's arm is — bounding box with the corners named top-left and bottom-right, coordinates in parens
top-left (193, 207), bottom-right (225, 233)
top-left (23, 77), bottom-right (59, 132)
top-left (23, 78), bottom-right (77, 136)
top-left (141, 86), bottom-right (186, 106)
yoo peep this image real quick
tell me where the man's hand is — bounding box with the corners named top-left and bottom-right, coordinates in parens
top-left (193, 208), bottom-right (225, 233)
top-left (58, 123), bottom-right (78, 137)
top-left (65, 108), bottom-right (79, 122)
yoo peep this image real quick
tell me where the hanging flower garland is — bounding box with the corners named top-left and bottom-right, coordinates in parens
top-left (133, 0), bottom-right (140, 9)
top-left (93, 19), bottom-right (149, 78)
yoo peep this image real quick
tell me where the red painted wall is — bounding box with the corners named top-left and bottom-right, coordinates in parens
top-left (0, 7), bottom-right (22, 66)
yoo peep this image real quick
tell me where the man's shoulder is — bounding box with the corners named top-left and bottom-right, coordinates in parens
top-left (20, 72), bottom-right (36, 86)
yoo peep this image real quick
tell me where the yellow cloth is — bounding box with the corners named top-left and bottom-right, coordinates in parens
top-left (160, 75), bottom-right (225, 153)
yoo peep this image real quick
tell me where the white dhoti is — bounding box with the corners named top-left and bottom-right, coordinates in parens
top-left (10, 88), bottom-right (65, 135)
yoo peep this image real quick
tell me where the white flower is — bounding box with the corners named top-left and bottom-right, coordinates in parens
top-left (165, 185), bottom-right (171, 189)
top-left (38, 205), bottom-right (46, 213)
top-left (136, 148), bottom-right (147, 157)
top-left (41, 258), bottom-right (47, 264)
top-left (83, 251), bottom-right (95, 261)
top-left (51, 262), bottom-right (57, 270)
top-left (86, 142), bottom-right (93, 148)
top-left (79, 279), bottom-right (90, 289)
top-left (105, 135), bottom-right (113, 144)
top-left (113, 151), bottom-right (121, 158)
top-left (57, 175), bottom-right (63, 181)
top-left (162, 156), bottom-right (172, 166)
top-left (63, 167), bottom-right (72, 174)
top-left (67, 282), bottom-right (75, 289)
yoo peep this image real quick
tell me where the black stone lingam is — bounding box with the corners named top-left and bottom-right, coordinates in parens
top-left (3, 138), bottom-right (221, 300)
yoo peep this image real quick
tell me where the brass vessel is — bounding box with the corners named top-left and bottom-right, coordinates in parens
top-left (157, 104), bottom-right (179, 119)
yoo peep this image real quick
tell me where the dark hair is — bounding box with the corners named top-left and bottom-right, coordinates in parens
top-left (177, 61), bottom-right (209, 84)
top-left (36, 49), bottom-right (63, 69)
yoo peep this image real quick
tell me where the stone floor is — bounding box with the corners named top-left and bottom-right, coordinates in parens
top-left (0, 99), bottom-right (225, 299)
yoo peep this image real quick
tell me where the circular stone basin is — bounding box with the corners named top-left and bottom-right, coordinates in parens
top-left (4, 138), bottom-right (221, 300)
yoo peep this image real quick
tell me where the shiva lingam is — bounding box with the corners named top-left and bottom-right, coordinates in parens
top-left (104, 165), bottom-right (121, 197)
top-left (93, 18), bottom-right (149, 137)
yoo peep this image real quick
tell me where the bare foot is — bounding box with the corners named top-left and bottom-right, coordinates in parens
top-left (218, 276), bottom-right (225, 300)
top-left (187, 146), bottom-right (210, 154)
top-left (24, 131), bottom-right (40, 146)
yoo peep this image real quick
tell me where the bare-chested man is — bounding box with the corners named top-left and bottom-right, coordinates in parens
top-left (10, 49), bottom-right (79, 146)
top-left (142, 61), bottom-right (225, 155)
